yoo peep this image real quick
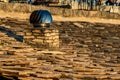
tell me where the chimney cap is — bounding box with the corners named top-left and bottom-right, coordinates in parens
top-left (30, 10), bottom-right (53, 28)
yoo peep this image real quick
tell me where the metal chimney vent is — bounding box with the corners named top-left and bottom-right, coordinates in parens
top-left (30, 10), bottom-right (53, 28)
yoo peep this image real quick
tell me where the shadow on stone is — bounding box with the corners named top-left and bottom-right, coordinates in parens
top-left (0, 26), bottom-right (23, 42)
top-left (0, 73), bottom-right (19, 80)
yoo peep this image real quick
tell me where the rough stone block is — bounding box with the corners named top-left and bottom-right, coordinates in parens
top-left (24, 36), bottom-right (35, 39)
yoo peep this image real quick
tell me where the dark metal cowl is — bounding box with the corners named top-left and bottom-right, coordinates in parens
top-left (30, 10), bottom-right (53, 28)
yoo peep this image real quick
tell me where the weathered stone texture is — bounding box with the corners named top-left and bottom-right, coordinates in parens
top-left (23, 28), bottom-right (60, 49)
top-left (0, 18), bottom-right (120, 80)
top-left (0, 2), bottom-right (120, 19)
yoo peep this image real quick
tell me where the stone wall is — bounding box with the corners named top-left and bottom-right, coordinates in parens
top-left (0, 2), bottom-right (63, 15)
top-left (62, 9), bottom-right (120, 19)
top-left (100, 5), bottom-right (120, 14)
top-left (23, 28), bottom-right (59, 49)
top-left (0, 2), bottom-right (120, 19)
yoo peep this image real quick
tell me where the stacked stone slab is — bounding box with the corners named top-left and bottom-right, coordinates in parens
top-left (0, 18), bottom-right (120, 80)
top-left (24, 28), bottom-right (59, 49)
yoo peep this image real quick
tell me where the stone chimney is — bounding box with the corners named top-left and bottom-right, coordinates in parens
top-left (24, 10), bottom-right (59, 49)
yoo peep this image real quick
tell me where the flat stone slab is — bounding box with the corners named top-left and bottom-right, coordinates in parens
top-left (36, 51), bottom-right (66, 55)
